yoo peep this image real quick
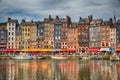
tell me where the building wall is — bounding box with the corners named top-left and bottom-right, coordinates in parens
top-left (67, 27), bottom-right (78, 50)
top-left (20, 20), bottom-right (37, 49)
top-left (54, 23), bottom-right (62, 49)
top-left (30, 25), bottom-right (37, 49)
top-left (37, 23), bottom-right (44, 48)
top-left (116, 23), bottom-right (120, 47)
top-left (44, 22), bottom-right (54, 49)
top-left (100, 23), bottom-right (110, 48)
top-left (110, 27), bottom-right (116, 49)
top-left (61, 26), bottom-right (68, 49)
top-left (89, 26), bottom-right (100, 47)
top-left (0, 26), bottom-right (7, 50)
top-left (78, 23), bottom-right (89, 52)
top-left (7, 18), bottom-right (17, 49)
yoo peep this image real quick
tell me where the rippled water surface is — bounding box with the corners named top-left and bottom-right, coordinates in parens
top-left (0, 59), bottom-right (120, 80)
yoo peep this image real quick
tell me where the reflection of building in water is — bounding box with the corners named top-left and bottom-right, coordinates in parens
top-left (89, 61), bottom-right (102, 80)
top-left (79, 60), bottom-right (91, 80)
top-left (116, 63), bottom-right (120, 80)
top-left (51, 60), bottom-right (79, 80)
top-left (52, 60), bottom-right (61, 80)
top-left (100, 61), bottom-right (118, 80)
top-left (6, 60), bottom-right (15, 80)
top-left (59, 60), bottom-right (79, 80)
top-left (37, 60), bottom-right (53, 80)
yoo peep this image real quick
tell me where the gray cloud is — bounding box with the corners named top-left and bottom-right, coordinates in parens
top-left (0, 0), bottom-right (120, 22)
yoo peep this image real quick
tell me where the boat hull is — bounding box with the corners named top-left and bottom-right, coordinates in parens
top-left (110, 56), bottom-right (120, 61)
top-left (11, 56), bottom-right (33, 60)
top-left (82, 56), bottom-right (90, 60)
top-left (37, 56), bottom-right (45, 60)
top-left (51, 56), bottom-right (68, 59)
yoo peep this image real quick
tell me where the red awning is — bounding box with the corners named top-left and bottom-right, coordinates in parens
top-left (61, 48), bottom-right (78, 52)
top-left (6, 49), bottom-right (20, 52)
top-left (87, 48), bottom-right (100, 52)
top-left (0, 50), bottom-right (6, 52)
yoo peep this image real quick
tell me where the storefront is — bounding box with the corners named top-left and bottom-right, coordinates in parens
top-left (87, 48), bottom-right (100, 55)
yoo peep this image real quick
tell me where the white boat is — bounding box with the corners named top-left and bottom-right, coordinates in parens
top-left (110, 54), bottom-right (120, 61)
top-left (82, 56), bottom-right (90, 60)
top-left (37, 56), bottom-right (45, 59)
top-left (51, 56), bottom-right (68, 59)
top-left (11, 55), bottom-right (33, 60)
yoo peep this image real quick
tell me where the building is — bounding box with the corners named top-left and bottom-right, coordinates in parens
top-left (89, 19), bottom-right (102, 53)
top-left (7, 18), bottom-right (18, 49)
top-left (15, 25), bottom-right (22, 50)
top-left (100, 21), bottom-right (110, 52)
top-left (61, 16), bottom-right (71, 52)
top-left (44, 15), bottom-right (54, 49)
top-left (37, 21), bottom-right (45, 48)
top-left (109, 18), bottom-right (116, 52)
top-left (78, 16), bottom-right (92, 53)
top-left (0, 25), bottom-right (7, 54)
top-left (116, 20), bottom-right (120, 52)
top-left (20, 19), bottom-right (37, 50)
top-left (54, 17), bottom-right (62, 49)
top-left (66, 23), bottom-right (79, 54)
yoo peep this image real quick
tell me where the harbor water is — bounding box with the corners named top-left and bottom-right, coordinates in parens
top-left (0, 59), bottom-right (120, 80)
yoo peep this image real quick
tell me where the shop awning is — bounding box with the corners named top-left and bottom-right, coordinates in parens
top-left (116, 48), bottom-right (120, 51)
top-left (87, 48), bottom-right (100, 52)
top-left (100, 48), bottom-right (110, 51)
top-left (6, 49), bottom-right (20, 52)
top-left (22, 48), bottom-right (52, 52)
top-left (0, 50), bottom-right (6, 52)
top-left (61, 48), bottom-right (78, 52)
top-left (51, 49), bottom-right (61, 52)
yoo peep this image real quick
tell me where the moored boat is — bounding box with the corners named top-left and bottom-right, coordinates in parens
top-left (37, 56), bottom-right (45, 60)
top-left (11, 54), bottom-right (33, 60)
top-left (110, 55), bottom-right (120, 61)
top-left (51, 56), bottom-right (68, 59)
top-left (90, 56), bottom-right (101, 60)
top-left (82, 56), bottom-right (90, 60)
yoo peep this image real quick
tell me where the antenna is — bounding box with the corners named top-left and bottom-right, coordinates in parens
top-left (113, 11), bottom-right (116, 24)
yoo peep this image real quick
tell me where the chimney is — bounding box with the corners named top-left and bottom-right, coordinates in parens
top-left (88, 15), bottom-right (93, 23)
top-left (109, 18), bottom-right (113, 26)
top-left (56, 16), bottom-right (59, 20)
top-left (31, 20), bottom-right (33, 23)
top-left (48, 15), bottom-right (52, 21)
top-left (8, 17), bottom-right (11, 21)
top-left (79, 17), bottom-right (82, 22)
top-left (22, 19), bottom-right (25, 23)
top-left (66, 16), bottom-right (71, 27)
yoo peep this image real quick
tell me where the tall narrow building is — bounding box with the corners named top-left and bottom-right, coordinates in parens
top-left (0, 25), bottom-right (7, 54)
top-left (7, 18), bottom-right (18, 49)
top-left (54, 18), bottom-right (62, 49)
top-left (89, 19), bottom-right (102, 53)
top-left (116, 20), bottom-right (120, 52)
top-left (78, 16), bottom-right (91, 53)
top-left (20, 19), bottom-right (37, 50)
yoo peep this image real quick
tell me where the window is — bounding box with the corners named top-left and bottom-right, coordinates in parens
top-left (9, 37), bottom-right (10, 41)
top-left (55, 36), bottom-right (57, 40)
top-left (12, 32), bottom-right (14, 35)
top-left (106, 42), bottom-right (108, 46)
top-left (12, 37), bottom-right (14, 41)
top-left (12, 27), bottom-right (14, 31)
top-left (102, 43), bottom-right (104, 46)
top-left (1, 31), bottom-right (4, 34)
top-left (9, 32), bottom-right (10, 35)
top-left (9, 27), bottom-right (11, 31)
top-left (58, 36), bottom-right (60, 39)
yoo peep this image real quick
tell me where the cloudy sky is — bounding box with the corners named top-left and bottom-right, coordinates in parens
top-left (0, 0), bottom-right (120, 22)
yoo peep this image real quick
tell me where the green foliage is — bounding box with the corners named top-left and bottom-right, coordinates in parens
top-left (0, 22), bottom-right (7, 26)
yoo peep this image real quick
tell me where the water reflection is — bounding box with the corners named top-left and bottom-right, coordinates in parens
top-left (0, 59), bottom-right (120, 80)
